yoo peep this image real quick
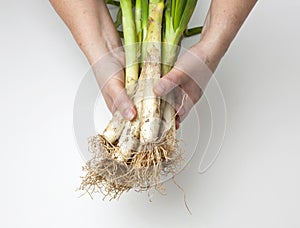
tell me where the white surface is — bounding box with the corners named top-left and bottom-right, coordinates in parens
top-left (1, 0), bottom-right (300, 227)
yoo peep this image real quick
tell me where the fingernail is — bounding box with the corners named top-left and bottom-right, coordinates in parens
top-left (124, 107), bottom-right (135, 120)
top-left (154, 83), bottom-right (165, 96)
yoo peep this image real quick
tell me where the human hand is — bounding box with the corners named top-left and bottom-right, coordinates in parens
top-left (154, 44), bottom-right (219, 129)
top-left (50, 0), bottom-right (137, 120)
top-left (92, 48), bottom-right (137, 121)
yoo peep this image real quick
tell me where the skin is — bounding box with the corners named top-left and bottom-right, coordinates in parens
top-left (50, 0), bottom-right (257, 127)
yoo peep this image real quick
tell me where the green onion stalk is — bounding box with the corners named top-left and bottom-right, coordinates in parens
top-left (80, 0), bottom-right (202, 199)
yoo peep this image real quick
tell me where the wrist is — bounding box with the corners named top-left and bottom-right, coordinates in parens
top-left (193, 23), bottom-right (237, 72)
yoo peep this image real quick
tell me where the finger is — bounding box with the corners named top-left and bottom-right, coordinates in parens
top-left (105, 77), bottom-right (136, 120)
top-left (178, 95), bottom-right (194, 123)
top-left (175, 102), bottom-right (185, 117)
top-left (184, 79), bottom-right (203, 104)
top-left (153, 68), bottom-right (188, 96)
top-left (111, 47), bottom-right (125, 67)
top-left (174, 86), bottom-right (189, 117)
top-left (173, 88), bottom-right (195, 123)
top-left (103, 95), bottom-right (114, 113)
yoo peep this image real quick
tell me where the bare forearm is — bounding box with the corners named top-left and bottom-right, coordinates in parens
top-left (197, 0), bottom-right (257, 70)
top-left (50, 0), bottom-right (121, 64)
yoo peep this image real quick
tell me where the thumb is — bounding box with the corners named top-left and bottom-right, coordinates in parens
top-left (153, 68), bottom-right (184, 96)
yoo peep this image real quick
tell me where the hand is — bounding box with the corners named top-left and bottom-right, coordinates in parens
top-left (50, 0), bottom-right (137, 120)
top-left (154, 43), bottom-right (219, 128)
top-left (92, 48), bottom-right (137, 121)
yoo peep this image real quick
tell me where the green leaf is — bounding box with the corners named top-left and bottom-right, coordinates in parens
top-left (183, 26), bottom-right (203, 37)
top-left (105, 0), bottom-right (120, 7)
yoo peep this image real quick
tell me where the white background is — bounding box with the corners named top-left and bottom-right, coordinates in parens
top-left (1, 0), bottom-right (300, 227)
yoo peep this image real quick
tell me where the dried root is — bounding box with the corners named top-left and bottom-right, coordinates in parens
top-left (79, 127), bottom-right (183, 200)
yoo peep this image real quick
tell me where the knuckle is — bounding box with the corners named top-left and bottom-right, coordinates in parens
top-left (168, 70), bottom-right (183, 85)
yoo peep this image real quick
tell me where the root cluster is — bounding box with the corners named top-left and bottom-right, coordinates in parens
top-left (79, 128), bottom-right (182, 200)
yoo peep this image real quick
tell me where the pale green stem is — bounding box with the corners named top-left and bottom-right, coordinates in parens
top-left (120, 0), bottom-right (139, 86)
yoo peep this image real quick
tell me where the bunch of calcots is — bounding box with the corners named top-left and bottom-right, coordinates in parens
top-left (80, 0), bottom-right (201, 199)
